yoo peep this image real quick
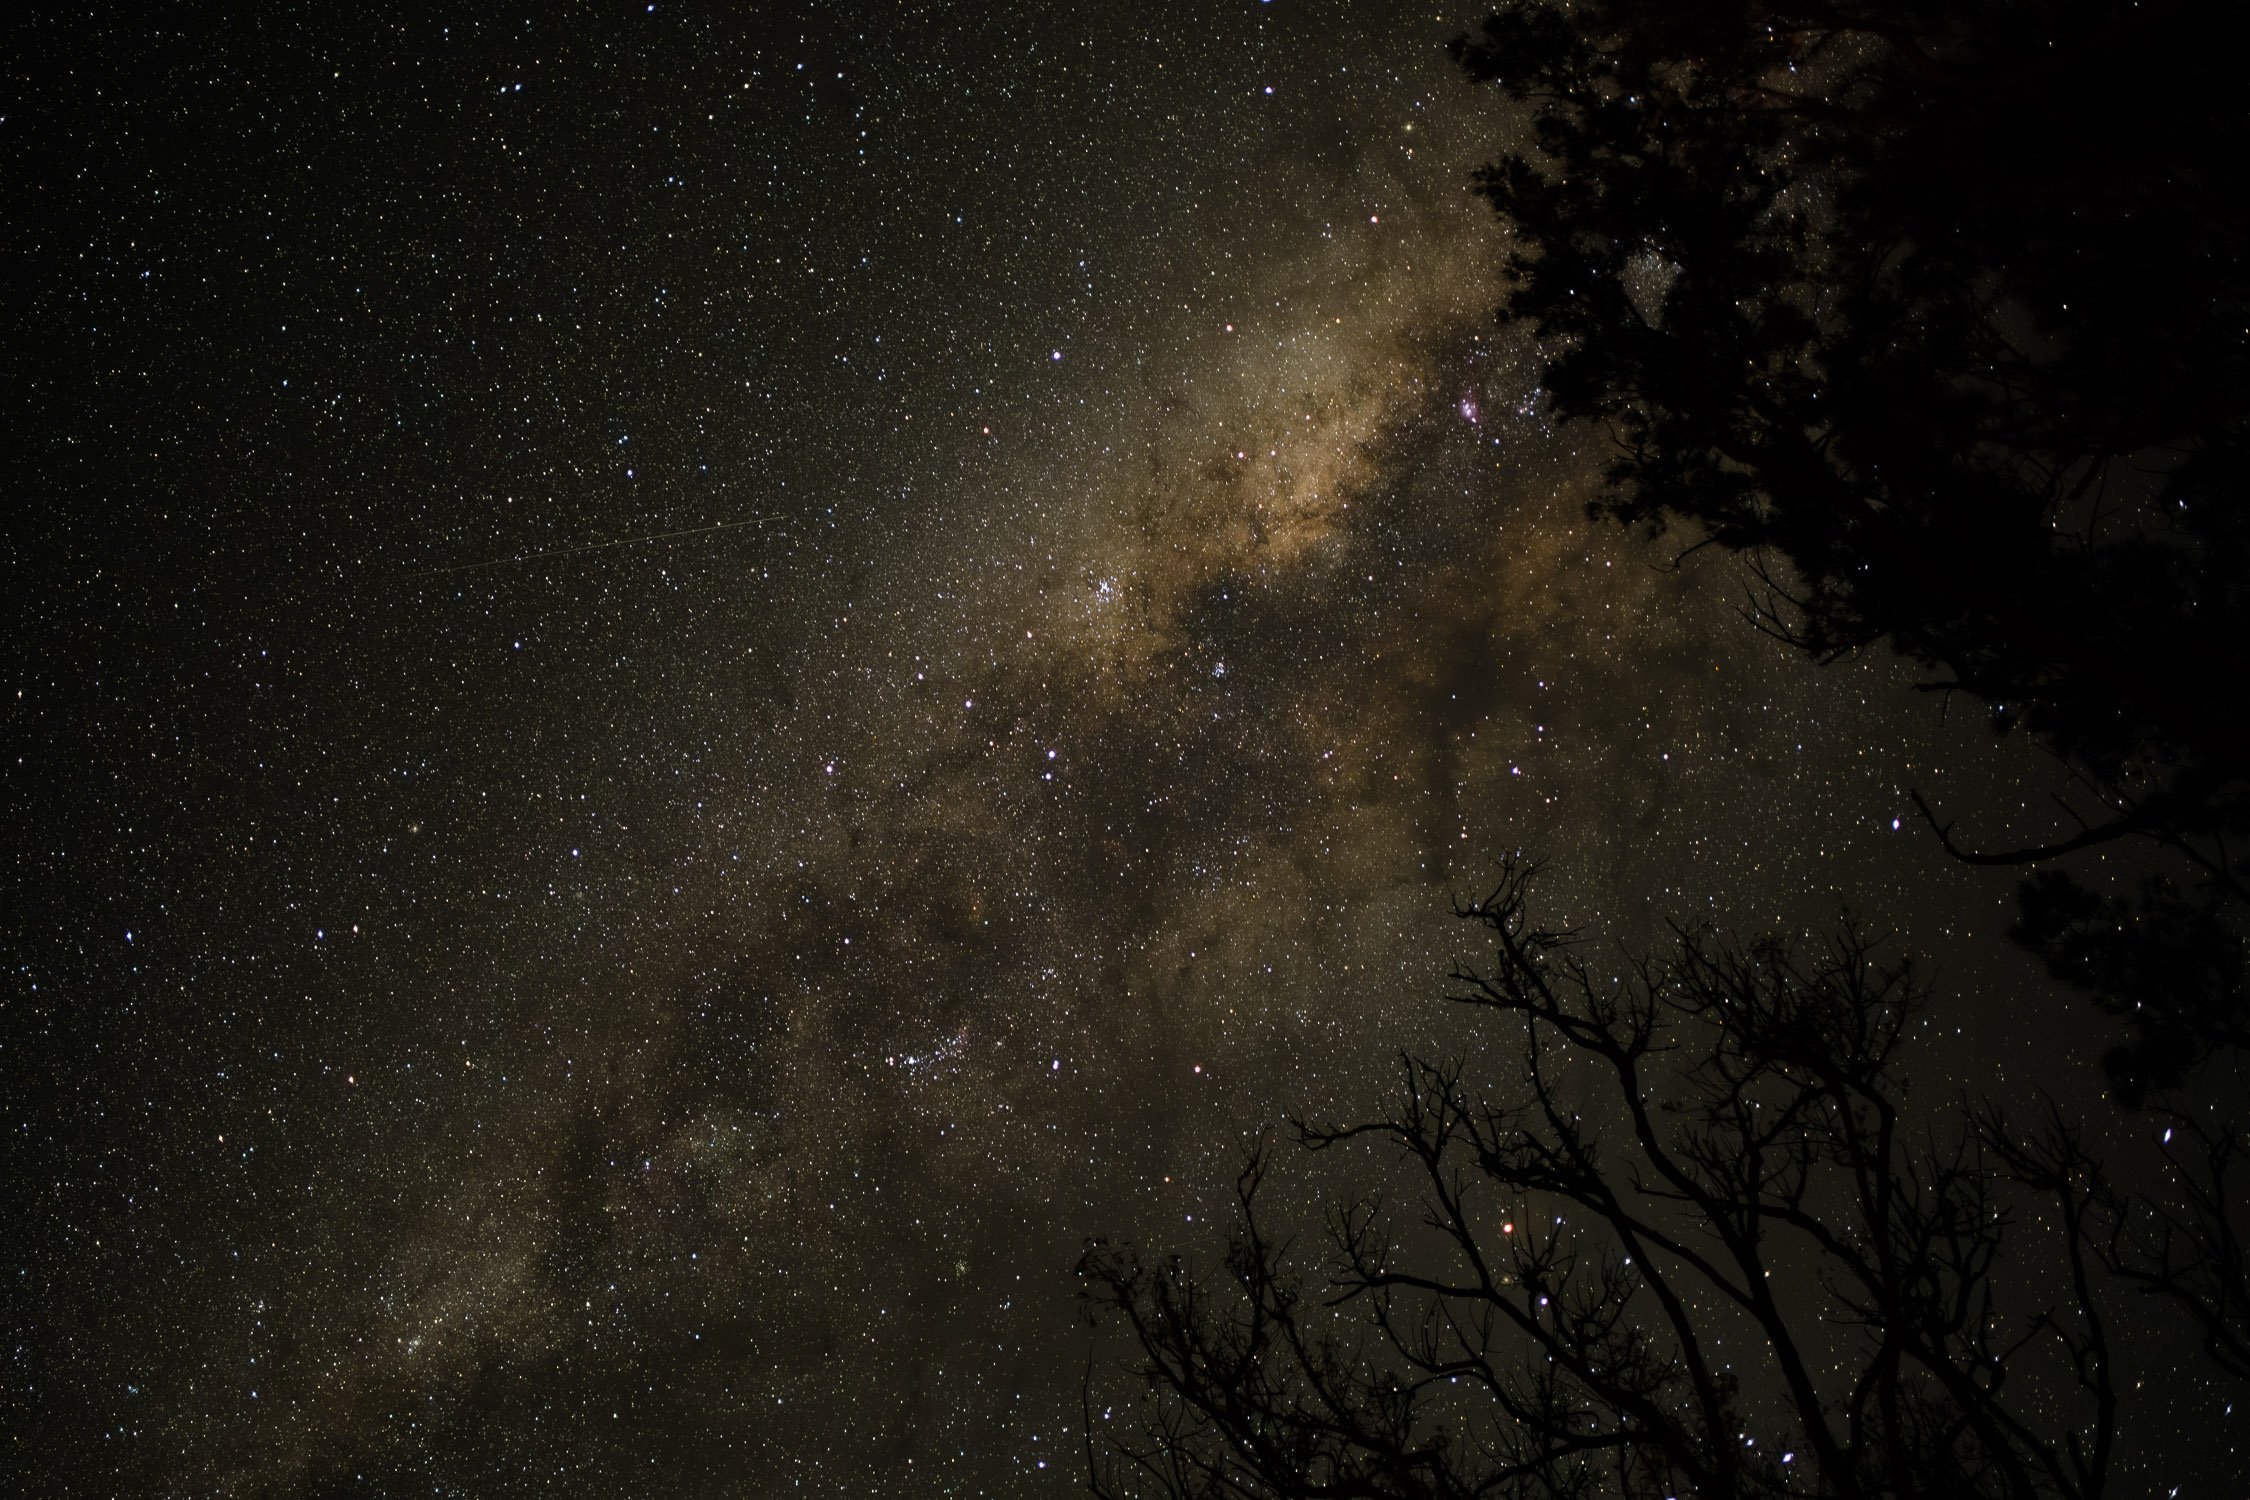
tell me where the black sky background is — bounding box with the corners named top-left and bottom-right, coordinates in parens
top-left (7, 3), bottom-right (2234, 1494)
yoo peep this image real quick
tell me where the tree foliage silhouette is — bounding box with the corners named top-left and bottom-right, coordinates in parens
top-left (1449, 0), bottom-right (2250, 1102)
top-left (1083, 862), bottom-right (2142, 1499)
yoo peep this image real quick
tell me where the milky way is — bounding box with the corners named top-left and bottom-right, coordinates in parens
top-left (10, 3), bottom-right (2189, 1494)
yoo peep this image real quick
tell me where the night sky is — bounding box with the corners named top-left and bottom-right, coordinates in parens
top-left (7, 3), bottom-right (2235, 1494)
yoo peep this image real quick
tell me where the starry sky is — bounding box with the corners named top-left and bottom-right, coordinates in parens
top-left (7, 3), bottom-right (2234, 1495)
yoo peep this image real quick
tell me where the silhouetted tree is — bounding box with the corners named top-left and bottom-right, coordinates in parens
top-left (1083, 861), bottom-right (2144, 1498)
top-left (1449, 1), bottom-right (2250, 1100)
top-left (2098, 1101), bottom-right (2250, 1386)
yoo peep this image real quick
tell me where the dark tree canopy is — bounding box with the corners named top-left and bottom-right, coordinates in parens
top-left (1449, 0), bottom-right (2250, 1097)
top-left (1082, 863), bottom-right (2137, 1498)
top-left (1081, 14), bottom-right (2250, 1492)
